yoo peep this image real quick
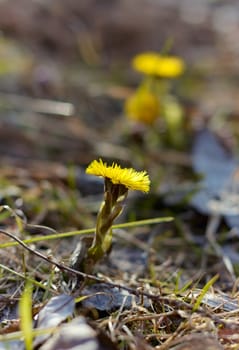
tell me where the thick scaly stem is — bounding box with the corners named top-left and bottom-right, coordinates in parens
top-left (70, 179), bottom-right (128, 278)
top-left (86, 179), bottom-right (128, 271)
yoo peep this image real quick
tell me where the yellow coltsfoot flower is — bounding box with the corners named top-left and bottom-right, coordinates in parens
top-left (86, 159), bottom-right (150, 193)
top-left (124, 90), bottom-right (160, 125)
top-left (132, 52), bottom-right (185, 78)
top-left (132, 52), bottom-right (161, 75)
top-left (71, 159), bottom-right (151, 281)
top-left (156, 56), bottom-right (185, 78)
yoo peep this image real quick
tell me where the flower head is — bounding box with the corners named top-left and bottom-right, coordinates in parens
top-left (132, 52), bottom-right (185, 78)
top-left (86, 159), bottom-right (150, 193)
top-left (156, 56), bottom-right (185, 78)
top-left (124, 89), bottom-right (160, 125)
top-left (132, 52), bottom-right (161, 75)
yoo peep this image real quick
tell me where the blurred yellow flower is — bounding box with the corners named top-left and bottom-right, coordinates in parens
top-left (156, 56), bottom-right (185, 77)
top-left (125, 90), bottom-right (160, 125)
top-left (132, 52), bottom-right (185, 78)
top-left (86, 159), bottom-right (150, 193)
top-left (132, 52), bottom-right (161, 75)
